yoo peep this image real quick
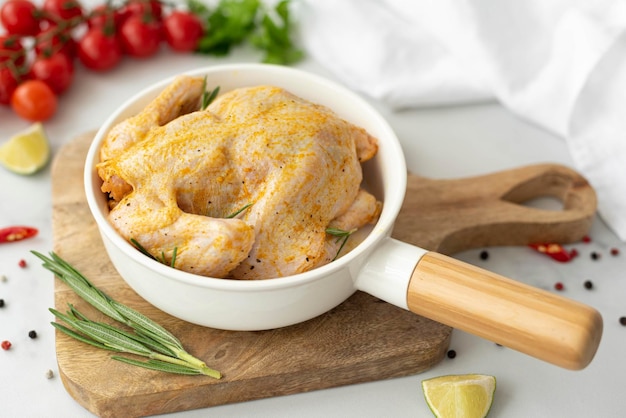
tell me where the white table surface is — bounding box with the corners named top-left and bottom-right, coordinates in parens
top-left (2, 6), bottom-right (626, 417)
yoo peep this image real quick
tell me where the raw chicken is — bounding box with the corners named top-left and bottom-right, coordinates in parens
top-left (97, 75), bottom-right (381, 279)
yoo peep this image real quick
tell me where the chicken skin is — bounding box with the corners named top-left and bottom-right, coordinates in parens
top-left (97, 75), bottom-right (381, 279)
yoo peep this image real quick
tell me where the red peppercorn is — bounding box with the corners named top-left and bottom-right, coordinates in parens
top-left (554, 282), bottom-right (564, 291)
top-left (582, 235), bottom-right (591, 243)
top-left (569, 248), bottom-right (579, 258)
top-left (1, 340), bottom-right (11, 350)
top-left (611, 248), bottom-right (620, 256)
top-left (18, 259), bottom-right (27, 268)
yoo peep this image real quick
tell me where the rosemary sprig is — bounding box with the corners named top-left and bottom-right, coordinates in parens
top-left (200, 77), bottom-right (220, 110)
top-left (32, 251), bottom-right (221, 379)
top-left (325, 227), bottom-right (357, 261)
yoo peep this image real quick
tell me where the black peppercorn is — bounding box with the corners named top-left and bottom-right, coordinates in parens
top-left (584, 280), bottom-right (593, 290)
top-left (447, 349), bottom-right (457, 359)
top-left (479, 250), bottom-right (489, 261)
top-left (0, 298), bottom-right (4, 308)
top-left (591, 251), bottom-right (600, 260)
top-left (28, 330), bottom-right (37, 339)
top-left (620, 317), bottom-right (626, 326)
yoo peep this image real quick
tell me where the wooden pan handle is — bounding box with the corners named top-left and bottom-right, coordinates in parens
top-left (407, 252), bottom-right (603, 370)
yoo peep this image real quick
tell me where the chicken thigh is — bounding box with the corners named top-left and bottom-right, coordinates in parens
top-left (97, 75), bottom-right (381, 279)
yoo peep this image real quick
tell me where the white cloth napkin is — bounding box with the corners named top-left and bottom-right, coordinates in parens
top-left (297, 0), bottom-right (626, 242)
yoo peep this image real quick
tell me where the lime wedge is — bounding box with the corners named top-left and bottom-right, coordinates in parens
top-left (422, 374), bottom-right (496, 418)
top-left (0, 123), bottom-right (50, 175)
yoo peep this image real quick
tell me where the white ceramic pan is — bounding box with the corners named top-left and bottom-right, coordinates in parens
top-left (85, 64), bottom-right (602, 370)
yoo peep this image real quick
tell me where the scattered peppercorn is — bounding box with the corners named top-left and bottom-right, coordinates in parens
top-left (28, 330), bottom-right (37, 339)
top-left (45, 369), bottom-right (54, 379)
top-left (584, 280), bottom-right (593, 290)
top-left (569, 248), bottom-right (579, 258)
top-left (620, 317), bottom-right (626, 326)
top-left (447, 349), bottom-right (457, 359)
top-left (0, 299), bottom-right (4, 308)
top-left (611, 248), bottom-right (620, 256)
top-left (582, 235), bottom-right (591, 243)
top-left (554, 282), bottom-right (564, 291)
top-left (1, 340), bottom-right (11, 350)
top-left (479, 250), bottom-right (489, 261)
top-left (590, 252), bottom-right (600, 260)
top-left (18, 259), bottom-right (27, 268)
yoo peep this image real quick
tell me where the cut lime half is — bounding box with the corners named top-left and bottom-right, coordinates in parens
top-left (0, 123), bottom-right (50, 175)
top-left (422, 374), bottom-right (496, 418)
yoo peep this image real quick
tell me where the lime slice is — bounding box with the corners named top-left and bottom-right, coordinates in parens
top-left (422, 374), bottom-right (496, 418)
top-left (0, 123), bottom-right (50, 175)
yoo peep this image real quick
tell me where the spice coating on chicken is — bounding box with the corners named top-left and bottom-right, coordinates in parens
top-left (97, 75), bottom-right (381, 279)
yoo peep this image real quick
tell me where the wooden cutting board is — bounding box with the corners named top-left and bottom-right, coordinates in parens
top-left (51, 132), bottom-right (596, 417)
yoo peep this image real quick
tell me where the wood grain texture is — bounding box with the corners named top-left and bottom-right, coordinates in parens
top-left (51, 133), bottom-right (452, 418)
top-left (407, 252), bottom-right (602, 370)
top-left (394, 163), bottom-right (596, 254)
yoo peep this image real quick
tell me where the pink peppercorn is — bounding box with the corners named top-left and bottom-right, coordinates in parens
top-left (18, 259), bottom-right (27, 268)
top-left (554, 282), bottom-right (564, 291)
top-left (582, 235), bottom-right (591, 243)
top-left (611, 248), bottom-right (620, 256)
top-left (1, 340), bottom-right (11, 350)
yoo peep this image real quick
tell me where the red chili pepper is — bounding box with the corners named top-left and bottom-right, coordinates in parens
top-left (0, 226), bottom-right (38, 244)
top-left (528, 242), bottom-right (573, 262)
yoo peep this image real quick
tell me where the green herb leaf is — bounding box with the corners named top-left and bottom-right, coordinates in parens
top-left (196, 0), bottom-right (260, 55)
top-left (226, 203), bottom-right (252, 218)
top-left (251, 0), bottom-right (304, 65)
top-left (325, 228), bottom-right (357, 261)
top-left (112, 356), bottom-right (203, 375)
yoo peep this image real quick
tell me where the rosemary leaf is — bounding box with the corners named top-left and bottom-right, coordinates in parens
top-left (325, 228), bottom-right (357, 261)
top-left (226, 203), bottom-right (252, 218)
top-left (171, 246), bottom-right (178, 268)
top-left (50, 321), bottom-right (116, 351)
top-left (129, 238), bottom-right (157, 261)
top-left (72, 321), bottom-right (153, 355)
top-left (109, 299), bottom-right (184, 350)
top-left (203, 85), bottom-right (220, 110)
top-left (111, 356), bottom-right (202, 375)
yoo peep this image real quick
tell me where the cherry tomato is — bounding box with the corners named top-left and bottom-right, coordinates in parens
top-left (77, 27), bottom-right (123, 71)
top-left (87, 4), bottom-right (124, 31)
top-left (10, 79), bottom-right (58, 121)
top-left (0, 0), bottom-right (41, 36)
top-left (42, 0), bottom-right (83, 23)
top-left (0, 35), bottom-right (27, 67)
top-left (29, 53), bottom-right (74, 94)
top-left (119, 15), bottom-right (162, 58)
top-left (163, 11), bottom-right (203, 52)
top-left (122, 0), bottom-right (163, 22)
top-left (34, 25), bottom-right (77, 61)
top-left (0, 67), bottom-right (20, 105)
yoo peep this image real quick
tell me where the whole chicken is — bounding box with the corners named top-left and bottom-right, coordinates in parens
top-left (97, 75), bottom-right (381, 280)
